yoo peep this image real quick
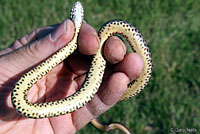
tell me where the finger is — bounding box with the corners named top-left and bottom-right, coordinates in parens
top-left (68, 29), bottom-right (126, 75)
top-left (67, 27), bottom-right (126, 75)
top-left (72, 72), bottom-right (129, 130)
top-left (78, 23), bottom-right (100, 55)
top-left (0, 25), bottom-right (58, 56)
top-left (104, 36), bottom-right (126, 64)
top-left (0, 19), bottom-right (74, 76)
top-left (16, 24), bottom-right (59, 47)
top-left (11, 25), bottom-right (56, 49)
top-left (0, 47), bottom-right (13, 56)
top-left (114, 53), bottom-right (144, 81)
top-left (67, 32), bottom-right (126, 76)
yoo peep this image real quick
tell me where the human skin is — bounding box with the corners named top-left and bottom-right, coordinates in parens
top-left (0, 19), bottom-right (143, 134)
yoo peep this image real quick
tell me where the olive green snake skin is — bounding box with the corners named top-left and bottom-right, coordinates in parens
top-left (11, 2), bottom-right (152, 134)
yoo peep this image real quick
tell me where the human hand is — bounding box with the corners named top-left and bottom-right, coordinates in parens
top-left (0, 19), bottom-right (143, 134)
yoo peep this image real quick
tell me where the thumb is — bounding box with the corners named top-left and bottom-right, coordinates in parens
top-left (0, 19), bottom-right (74, 77)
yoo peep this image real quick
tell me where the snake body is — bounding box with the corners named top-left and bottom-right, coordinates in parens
top-left (11, 1), bottom-right (152, 133)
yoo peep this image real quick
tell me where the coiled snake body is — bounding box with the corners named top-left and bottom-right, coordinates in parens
top-left (11, 2), bottom-right (152, 133)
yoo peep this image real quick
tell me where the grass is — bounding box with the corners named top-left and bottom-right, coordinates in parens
top-left (0, 0), bottom-right (199, 133)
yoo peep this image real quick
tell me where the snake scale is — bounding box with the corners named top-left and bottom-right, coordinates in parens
top-left (11, 2), bottom-right (152, 133)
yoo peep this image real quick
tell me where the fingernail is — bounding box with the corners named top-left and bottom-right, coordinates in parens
top-left (83, 20), bottom-right (87, 24)
top-left (50, 19), bottom-right (69, 42)
top-left (113, 36), bottom-right (126, 53)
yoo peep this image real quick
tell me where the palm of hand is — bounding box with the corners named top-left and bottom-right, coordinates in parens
top-left (0, 54), bottom-right (93, 133)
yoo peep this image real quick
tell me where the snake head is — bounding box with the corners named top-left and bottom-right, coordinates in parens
top-left (70, 1), bottom-right (84, 30)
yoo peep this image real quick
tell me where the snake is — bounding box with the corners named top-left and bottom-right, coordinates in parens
top-left (11, 1), bottom-right (152, 134)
